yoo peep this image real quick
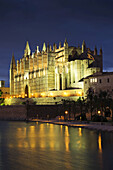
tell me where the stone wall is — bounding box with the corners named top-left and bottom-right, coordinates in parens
top-left (0, 104), bottom-right (62, 120)
top-left (27, 104), bottom-right (62, 119)
top-left (4, 95), bottom-right (80, 105)
top-left (0, 105), bottom-right (26, 120)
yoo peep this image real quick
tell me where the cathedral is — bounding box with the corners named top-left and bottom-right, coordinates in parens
top-left (10, 40), bottom-right (103, 99)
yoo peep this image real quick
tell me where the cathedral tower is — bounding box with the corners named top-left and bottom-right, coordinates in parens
top-left (24, 41), bottom-right (31, 57)
top-left (10, 53), bottom-right (16, 95)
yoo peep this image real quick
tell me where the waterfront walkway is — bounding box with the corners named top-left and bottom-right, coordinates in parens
top-left (30, 119), bottom-right (113, 132)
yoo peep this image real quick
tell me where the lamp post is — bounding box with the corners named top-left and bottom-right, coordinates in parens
top-left (65, 110), bottom-right (68, 121)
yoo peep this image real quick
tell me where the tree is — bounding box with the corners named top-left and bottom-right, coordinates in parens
top-left (98, 90), bottom-right (111, 116)
top-left (76, 97), bottom-right (87, 120)
top-left (62, 99), bottom-right (77, 121)
top-left (0, 90), bottom-right (3, 105)
top-left (86, 88), bottom-right (95, 120)
top-left (86, 88), bottom-right (112, 120)
top-left (0, 90), bottom-right (3, 97)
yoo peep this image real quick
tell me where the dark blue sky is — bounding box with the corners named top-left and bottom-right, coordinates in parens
top-left (0, 0), bottom-right (113, 86)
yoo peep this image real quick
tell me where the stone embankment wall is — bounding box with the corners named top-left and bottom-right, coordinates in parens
top-left (4, 96), bottom-right (77, 105)
top-left (0, 105), bottom-right (26, 120)
top-left (0, 104), bottom-right (62, 120)
top-left (27, 104), bottom-right (62, 119)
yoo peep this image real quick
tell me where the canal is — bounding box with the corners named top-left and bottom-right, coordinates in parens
top-left (0, 121), bottom-right (113, 170)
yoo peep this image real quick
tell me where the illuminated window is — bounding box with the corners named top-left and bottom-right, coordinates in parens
top-left (43, 69), bottom-right (45, 76)
top-left (34, 72), bottom-right (36, 78)
top-left (90, 78), bottom-right (97, 83)
top-left (39, 71), bottom-right (40, 77)
top-left (30, 73), bottom-right (32, 79)
top-left (55, 67), bottom-right (57, 74)
top-left (90, 79), bottom-right (92, 83)
top-left (95, 78), bottom-right (97, 82)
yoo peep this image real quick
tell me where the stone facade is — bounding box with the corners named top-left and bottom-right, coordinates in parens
top-left (10, 40), bottom-right (102, 99)
top-left (83, 72), bottom-right (113, 98)
top-left (0, 81), bottom-right (10, 98)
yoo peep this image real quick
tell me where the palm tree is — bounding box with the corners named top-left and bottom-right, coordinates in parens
top-left (0, 90), bottom-right (3, 97)
top-left (76, 97), bottom-right (87, 120)
top-left (98, 90), bottom-right (111, 116)
top-left (86, 88), bottom-right (94, 120)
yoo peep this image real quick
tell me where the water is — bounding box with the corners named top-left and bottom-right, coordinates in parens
top-left (0, 121), bottom-right (113, 170)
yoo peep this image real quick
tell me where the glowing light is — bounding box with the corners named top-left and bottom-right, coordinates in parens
top-left (98, 133), bottom-right (102, 153)
top-left (65, 111), bottom-right (68, 114)
top-left (43, 69), bottom-right (45, 76)
top-left (49, 92), bottom-right (53, 97)
top-left (98, 110), bottom-right (101, 115)
top-left (79, 128), bottom-right (82, 136)
top-left (41, 92), bottom-right (46, 97)
top-left (77, 91), bottom-right (82, 96)
top-left (55, 67), bottom-right (58, 74)
top-left (63, 92), bottom-right (69, 96)
top-left (65, 126), bottom-right (70, 152)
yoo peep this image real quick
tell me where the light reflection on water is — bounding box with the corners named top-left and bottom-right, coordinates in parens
top-left (0, 121), bottom-right (113, 170)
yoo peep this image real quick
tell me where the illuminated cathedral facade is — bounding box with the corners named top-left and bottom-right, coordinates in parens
top-left (10, 40), bottom-right (102, 99)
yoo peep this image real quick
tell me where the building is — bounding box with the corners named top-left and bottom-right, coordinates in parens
top-left (0, 80), bottom-right (5, 87)
top-left (10, 40), bottom-right (102, 100)
top-left (83, 72), bottom-right (113, 98)
top-left (0, 81), bottom-right (10, 98)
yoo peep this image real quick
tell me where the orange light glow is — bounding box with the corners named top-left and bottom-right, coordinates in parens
top-left (41, 92), bottom-right (46, 97)
top-left (63, 92), bottom-right (69, 96)
top-left (49, 92), bottom-right (53, 97)
top-left (65, 111), bottom-right (68, 114)
top-left (77, 91), bottom-right (82, 96)
top-left (79, 128), bottom-right (82, 136)
top-left (98, 110), bottom-right (101, 115)
top-left (98, 133), bottom-right (102, 153)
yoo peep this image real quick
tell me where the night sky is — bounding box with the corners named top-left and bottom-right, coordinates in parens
top-left (0, 0), bottom-right (113, 86)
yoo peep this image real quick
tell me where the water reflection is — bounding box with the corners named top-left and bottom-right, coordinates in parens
top-left (78, 127), bottom-right (82, 137)
top-left (65, 126), bottom-right (70, 152)
top-left (1, 122), bottom-right (113, 170)
top-left (98, 133), bottom-right (102, 153)
top-left (98, 132), bottom-right (103, 169)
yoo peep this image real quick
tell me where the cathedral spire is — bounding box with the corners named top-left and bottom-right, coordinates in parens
top-left (10, 53), bottom-right (16, 69)
top-left (24, 41), bottom-right (31, 57)
top-left (99, 47), bottom-right (102, 56)
top-left (82, 40), bottom-right (86, 53)
top-left (94, 46), bottom-right (97, 55)
top-left (42, 42), bottom-right (46, 52)
top-left (64, 38), bottom-right (68, 47)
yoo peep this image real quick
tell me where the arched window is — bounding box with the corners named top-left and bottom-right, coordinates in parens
top-left (25, 85), bottom-right (29, 98)
top-left (81, 64), bottom-right (84, 77)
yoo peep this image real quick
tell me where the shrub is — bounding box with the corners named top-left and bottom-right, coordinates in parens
top-left (21, 102), bottom-right (26, 105)
top-left (1, 103), bottom-right (5, 106)
top-left (92, 114), bottom-right (107, 122)
top-left (75, 114), bottom-right (87, 121)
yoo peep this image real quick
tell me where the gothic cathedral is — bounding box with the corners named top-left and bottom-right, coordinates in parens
top-left (10, 40), bottom-right (102, 99)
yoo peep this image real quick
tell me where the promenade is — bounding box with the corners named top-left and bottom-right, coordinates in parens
top-left (30, 119), bottom-right (113, 132)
